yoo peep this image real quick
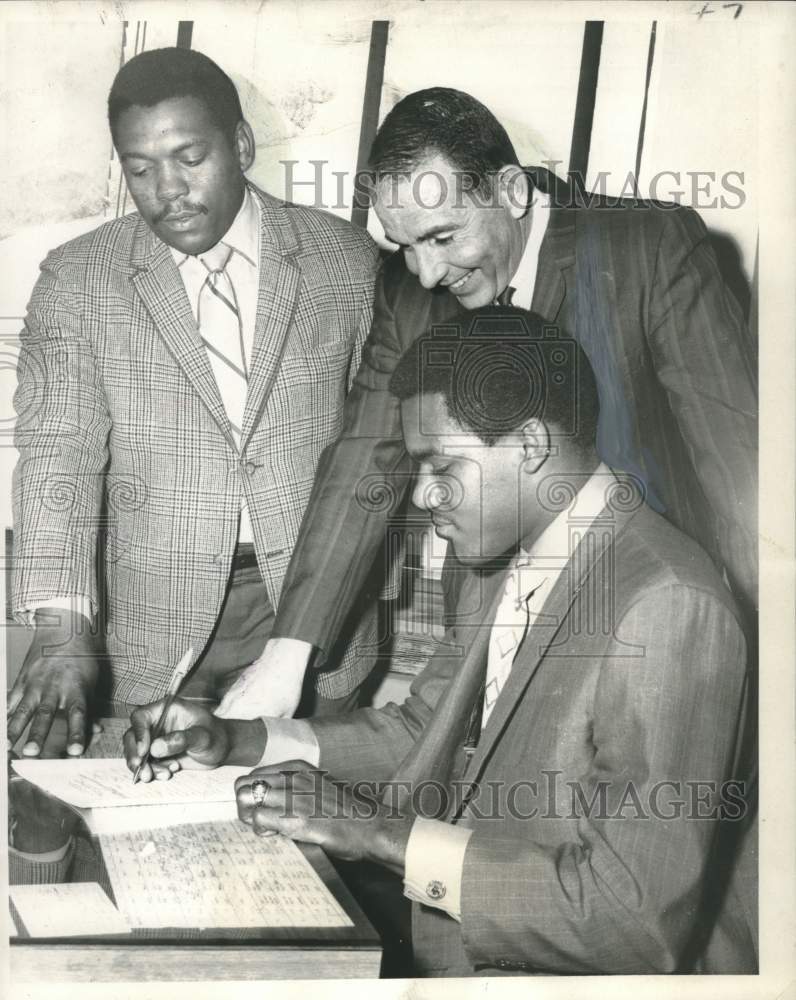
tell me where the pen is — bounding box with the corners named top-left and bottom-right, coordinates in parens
top-left (132, 646), bottom-right (194, 784)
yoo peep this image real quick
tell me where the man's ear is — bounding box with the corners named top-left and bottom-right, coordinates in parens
top-left (520, 418), bottom-right (551, 472)
top-left (497, 165), bottom-right (529, 220)
top-left (235, 120), bottom-right (256, 173)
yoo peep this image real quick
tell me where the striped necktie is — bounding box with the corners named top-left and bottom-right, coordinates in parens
top-left (197, 243), bottom-right (247, 444)
top-left (482, 557), bottom-right (547, 727)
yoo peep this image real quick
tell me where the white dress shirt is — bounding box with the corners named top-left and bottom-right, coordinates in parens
top-left (505, 188), bottom-right (550, 310)
top-left (20, 189), bottom-right (262, 625)
top-left (172, 187), bottom-right (261, 544)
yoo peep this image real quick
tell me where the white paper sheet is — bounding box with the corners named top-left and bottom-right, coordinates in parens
top-left (99, 821), bottom-right (354, 929)
top-left (9, 882), bottom-right (131, 938)
top-left (84, 799), bottom-right (239, 835)
top-left (12, 757), bottom-right (250, 809)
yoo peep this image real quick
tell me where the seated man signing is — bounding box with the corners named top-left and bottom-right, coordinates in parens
top-left (125, 307), bottom-right (756, 976)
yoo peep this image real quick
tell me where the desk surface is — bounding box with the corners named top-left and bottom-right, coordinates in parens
top-left (8, 718), bottom-right (382, 981)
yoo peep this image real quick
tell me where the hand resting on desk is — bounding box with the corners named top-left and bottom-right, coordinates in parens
top-left (236, 763), bottom-right (413, 876)
top-left (123, 698), bottom-right (267, 781)
top-left (7, 610), bottom-right (101, 758)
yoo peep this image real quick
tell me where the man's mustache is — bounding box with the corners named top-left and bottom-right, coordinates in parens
top-left (154, 203), bottom-right (208, 223)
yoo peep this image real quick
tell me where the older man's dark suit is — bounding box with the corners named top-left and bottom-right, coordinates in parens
top-left (310, 499), bottom-right (756, 975)
top-left (275, 171), bottom-right (757, 654)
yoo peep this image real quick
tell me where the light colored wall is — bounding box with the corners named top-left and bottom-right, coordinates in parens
top-left (1, 19), bottom-right (121, 239)
top-left (639, 18), bottom-right (757, 282)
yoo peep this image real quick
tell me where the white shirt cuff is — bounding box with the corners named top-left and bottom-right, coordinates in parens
top-left (15, 596), bottom-right (95, 628)
top-left (403, 816), bottom-right (473, 921)
top-left (258, 717), bottom-right (320, 768)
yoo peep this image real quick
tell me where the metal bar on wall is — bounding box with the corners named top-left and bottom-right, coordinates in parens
top-left (633, 21), bottom-right (658, 198)
top-left (351, 20), bottom-right (390, 229)
top-left (568, 21), bottom-right (604, 197)
top-left (176, 21), bottom-right (194, 49)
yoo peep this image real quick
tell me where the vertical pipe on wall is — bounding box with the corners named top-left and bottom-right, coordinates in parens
top-left (633, 21), bottom-right (658, 198)
top-left (176, 21), bottom-right (194, 50)
top-left (568, 21), bottom-right (604, 199)
top-left (351, 21), bottom-right (390, 229)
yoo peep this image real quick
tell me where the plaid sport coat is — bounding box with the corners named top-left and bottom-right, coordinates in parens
top-left (12, 183), bottom-right (379, 705)
top-left (311, 500), bottom-right (757, 975)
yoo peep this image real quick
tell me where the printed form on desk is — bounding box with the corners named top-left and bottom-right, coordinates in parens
top-left (11, 758), bottom-right (250, 833)
top-left (12, 758), bottom-right (251, 808)
top-left (100, 821), bottom-right (354, 929)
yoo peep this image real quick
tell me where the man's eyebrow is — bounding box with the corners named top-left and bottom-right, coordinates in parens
top-left (416, 223), bottom-right (458, 241)
top-left (383, 222), bottom-right (459, 246)
top-left (406, 446), bottom-right (443, 463)
top-left (120, 139), bottom-right (206, 161)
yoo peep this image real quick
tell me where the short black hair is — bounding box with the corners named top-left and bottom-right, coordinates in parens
top-left (369, 87), bottom-right (519, 195)
top-left (108, 47), bottom-right (243, 142)
top-left (390, 306), bottom-right (600, 451)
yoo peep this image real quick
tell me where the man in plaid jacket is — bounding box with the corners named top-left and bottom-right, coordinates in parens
top-left (8, 46), bottom-right (379, 769)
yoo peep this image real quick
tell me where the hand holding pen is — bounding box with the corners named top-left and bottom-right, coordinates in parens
top-left (131, 647), bottom-right (194, 783)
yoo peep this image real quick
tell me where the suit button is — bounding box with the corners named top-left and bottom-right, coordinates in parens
top-left (241, 460), bottom-right (258, 476)
top-left (425, 880), bottom-right (446, 901)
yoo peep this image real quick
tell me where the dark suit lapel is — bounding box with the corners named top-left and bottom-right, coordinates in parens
top-left (460, 504), bottom-right (637, 789)
top-left (240, 187), bottom-right (302, 449)
top-left (386, 568), bottom-right (505, 808)
top-left (129, 219), bottom-right (234, 444)
top-left (531, 202), bottom-right (576, 324)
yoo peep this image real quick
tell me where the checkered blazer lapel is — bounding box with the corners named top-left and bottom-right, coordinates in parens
top-left (240, 186), bottom-right (303, 450)
top-left (129, 217), bottom-right (235, 446)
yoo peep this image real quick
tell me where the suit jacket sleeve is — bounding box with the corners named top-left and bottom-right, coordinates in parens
top-left (272, 255), bottom-right (414, 655)
top-left (12, 249), bottom-right (110, 613)
top-left (647, 207), bottom-right (758, 613)
top-left (458, 583), bottom-right (749, 974)
top-left (310, 626), bottom-right (466, 785)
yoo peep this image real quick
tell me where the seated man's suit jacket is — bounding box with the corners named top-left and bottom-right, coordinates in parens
top-left (276, 170), bottom-right (758, 660)
top-left (310, 499), bottom-right (756, 975)
top-left (12, 184), bottom-right (379, 705)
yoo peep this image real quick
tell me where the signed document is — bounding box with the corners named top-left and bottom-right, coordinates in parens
top-left (11, 758), bottom-right (251, 833)
top-left (12, 758), bottom-right (251, 809)
top-left (99, 821), bottom-right (354, 929)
